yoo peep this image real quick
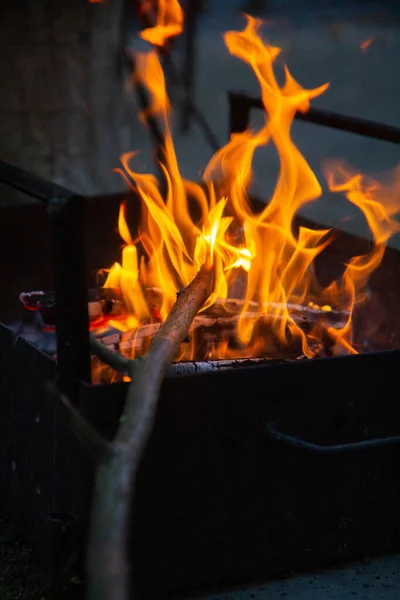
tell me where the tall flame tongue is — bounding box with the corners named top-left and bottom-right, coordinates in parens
top-left (205, 16), bottom-right (332, 356)
top-left (102, 15), bottom-right (400, 361)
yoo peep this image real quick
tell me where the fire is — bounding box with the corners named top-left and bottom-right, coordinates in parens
top-left (140, 0), bottom-right (184, 48)
top-left (321, 163), bottom-right (400, 354)
top-left (99, 15), bottom-right (400, 362)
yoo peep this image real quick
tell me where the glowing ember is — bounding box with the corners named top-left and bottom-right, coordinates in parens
top-left (100, 15), bottom-right (400, 362)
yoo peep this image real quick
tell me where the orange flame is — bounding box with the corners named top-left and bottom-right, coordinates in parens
top-left (322, 163), bottom-right (400, 354)
top-left (140, 0), bottom-right (184, 48)
top-left (100, 16), bottom-right (400, 361)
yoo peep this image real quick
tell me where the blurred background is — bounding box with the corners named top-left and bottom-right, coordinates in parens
top-left (0, 0), bottom-right (399, 243)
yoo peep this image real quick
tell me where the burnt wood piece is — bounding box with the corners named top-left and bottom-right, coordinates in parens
top-left (166, 356), bottom-right (292, 375)
top-left (91, 355), bottom-right (291, 384)
top-left (90, 301), bottom-right (348, 382)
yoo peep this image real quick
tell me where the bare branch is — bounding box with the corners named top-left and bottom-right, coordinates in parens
top-left (90, 335), bottom-right (129, 374)
top-left (87, 266), bottom-right (213, 600)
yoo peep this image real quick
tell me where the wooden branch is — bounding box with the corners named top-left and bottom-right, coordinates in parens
top-left (87, 266), bottom-right (213, 600)
top-left (90, 334), bottom-right (129, 374)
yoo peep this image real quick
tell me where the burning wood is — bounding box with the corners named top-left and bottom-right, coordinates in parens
top-left (19, 286), bottom-right (349, 371)
top-left (18, 286), bottom-right (350, 384)
top-left (93, 300), bottom-right (348, 360)
top-left (87, 298), bottom-right (349, 384)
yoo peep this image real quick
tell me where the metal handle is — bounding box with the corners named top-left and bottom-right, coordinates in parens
top-left (265, 422), bottom-right (400, 455)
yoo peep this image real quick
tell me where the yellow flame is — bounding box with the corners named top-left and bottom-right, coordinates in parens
top-left (322, 163), bottom-right (400, 353)
top-left (118, 201), bottom-right (133, 245)
top-left (104, 262), bottom-right (121, 289)
top-left (100, 16), bottom-right (400, 361)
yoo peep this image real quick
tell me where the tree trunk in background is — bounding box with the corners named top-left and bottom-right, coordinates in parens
top-left (0, 0), bottom-right (126, 197)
